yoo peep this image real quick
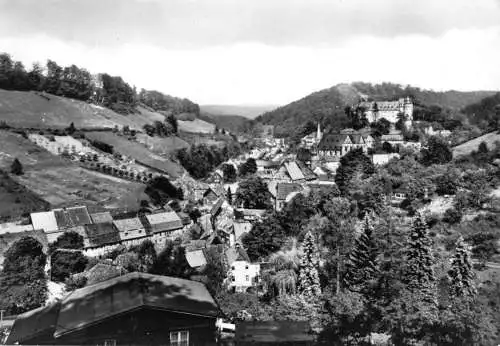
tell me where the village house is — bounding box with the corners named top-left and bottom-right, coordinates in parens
top-left (226, 246), bottom-right (261, 293)
top-left (113, 217), bottom-right (148, 247)
top-left (318, 130), bottom-right (374, 158)
top-left (274, 183), bottom-right (304, 211)
top-left (83, 222), bottom-right (121, 257)
top-left (6, 273), bottom-right (220, 345)
top-left (300, 123), bottom-right (323, 150)
top-left (372, 153), bottom-right (400, 166)
top-left (380, 130), bottom-right (405, 146)
top-left (147, 211), bottom-right (185, 244)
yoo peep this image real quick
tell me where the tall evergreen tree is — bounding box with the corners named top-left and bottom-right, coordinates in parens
top-left (227, 187), bottom-right (233, 205)
top-left (298, 231), bottom-right (322, 298)
top-left (448, 236), bottom-right (476, 300)
top-left (10, 158), bottom-right (23, 175)
top-left (403, 212), bottom-right (437, 305)
top-left (345, 214), bottom-right (379, 292)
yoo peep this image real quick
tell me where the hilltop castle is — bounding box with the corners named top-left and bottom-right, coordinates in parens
top-left (357, 97), bottom-right (413, 127)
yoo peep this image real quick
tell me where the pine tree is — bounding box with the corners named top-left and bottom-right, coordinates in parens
top-left (345, 214), bottom-right (378, 292)
top-left (403, 212), bottom-right (437, 304)
top-left (227, 187), bottom-right (233, 205)
top-left (10, 158), bottom-right (23, 175)
top-left (448, 236), bottom-right (476, 299)
top-left (298, 231), bottom-right (321, 298)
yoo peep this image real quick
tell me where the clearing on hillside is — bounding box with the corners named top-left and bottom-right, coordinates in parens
top-left (452, 131), bottom-right (500, 158)
top-left (178, 118), bottom-right (216, 134)
top-left (0, 89), bottom-right (167, 131)
top-left (85, 132), bottom-right (184, 178)
top-left (0, 130), bottom-right (146, 210)
top-left (0, 170), bottom-right (50, 221)
top-left (135, 134), bottom-right (190, 156)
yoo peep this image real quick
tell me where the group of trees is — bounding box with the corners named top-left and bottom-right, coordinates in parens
top-left (143, 117), bottom-right (178, 137)
top-left (0, 237), bottom-right (48, 314)
top-left (176, 143), bottom-right (242, 179)
top-left (0, 52), bottom-right (201, 117)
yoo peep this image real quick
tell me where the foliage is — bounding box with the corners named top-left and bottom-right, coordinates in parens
top-left (370, 118), bottom-right (392, 137)
top-left (177, 143), bottom-right (241, 179)
top-left (49, 231), bottom-right (84, 252)
top-left (144, 176), bottom-right (183, 205)
top-left (150, 241), bottom-right (194, 279)
top-left (203, 247), bottom-right (228, 296)
top-left (90, 139), bottom-right (114, 154)
top-left (420, 136), bottom-right (452, 166)
top-left (10, 157), bottom-right (23, 175)
top-left (64, 275), bottom-right (88, 290)
top-left (235, 176), bottom-right (273, 209)
top-left (334, 148), bottom-right (375, 195)
top-left (298, 231), bottom-right (322, 298)
top-left (221, 163), bottom-right (237, 183)
top-left (51, 251), bottom-right (88, 282)
top-left (129, 240), bottom-right (157, 272)
top-left (138, 88), bottom-right (199, 116)
top-left (238, 158), bottom-right (257, 177)
top-left (243, 216), bottom-right (286, 261)
top-left (448, 237), bottom-right (476, 299)
top-left (442, 208), bottom-right (462, 225)
top-left (462, 92), bottom-right (500, 129)
top-left (296, 148), bottom-right (312, 162)
top-left (0, 237), bottom-right (47, 314)
top-left (344, 215), bottom-right (379, 293)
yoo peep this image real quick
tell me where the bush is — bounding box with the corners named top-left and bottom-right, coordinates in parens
top-left (64, 275), bottom-right (87, 290)
top-left (443, 208), bottom-right (462, 224)
top-left (10, 158), bottom-right (23, 175)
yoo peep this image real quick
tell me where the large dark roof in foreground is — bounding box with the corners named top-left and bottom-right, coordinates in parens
top-left (7, 272), bottom-right (219, 344)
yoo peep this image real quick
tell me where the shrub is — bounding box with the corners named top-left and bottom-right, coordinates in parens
top-left (443, 208), bottom-right (463, 224)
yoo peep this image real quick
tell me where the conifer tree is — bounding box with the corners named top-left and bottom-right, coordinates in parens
top-left (298, 231), bottom-right (321, 298)
top-left (448, 236), bottom-right (476, 299)
top-left (227, 187), bottom-right (233, 205)
top-left (10, 158), bottom-right (23, 175)
top-left (403, 212), bottom-right (437, 304)
top-left (345, 214), bottom-right (378, 292)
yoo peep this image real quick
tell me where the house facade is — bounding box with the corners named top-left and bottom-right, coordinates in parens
top-left (318, 131), bottom-right (374, 158)
top-left (6, 273), bottom-right (220, 345)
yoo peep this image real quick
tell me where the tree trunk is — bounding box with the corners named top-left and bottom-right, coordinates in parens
top-left (336, 247), bottom-right (340, 295)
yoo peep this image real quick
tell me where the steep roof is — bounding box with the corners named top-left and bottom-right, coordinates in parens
top-left (84, 223), bottom-right (120, 247)
top-left (31, 211), bottom-right (58, 232)
top-left (90, 212), bottom-right (113, 224)
top-left (113, 217), bottom-right (144, 233)
top-left (7, 273), bottom-right (219, 343)
top-left (66, 206), bottom-right (92, 226)
top-left (210, 197), bottom-right (225, 216)
top-left (146, 212), bottom-right (183, 231)
top-left (226, 246), bottom-right (251, 265)
top-left (283, 161), bottom-right (305, 181)
top-left (296, 161), bottom-right (316, 180)
top-left (233, 222), bottom-right (252, 242)
top-left (185, 249), bottom-right (207, 268)
top-left (318, 134), bottom-right (349, 150)
top-left (276, 183), bottom-right (303, 200)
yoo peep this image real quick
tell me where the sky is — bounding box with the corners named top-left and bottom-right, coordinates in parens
top-left (1, 0), bottom-right (500, 105)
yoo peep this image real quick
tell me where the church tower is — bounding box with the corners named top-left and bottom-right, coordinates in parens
top-left (316, 122), bottom-right (322, 141)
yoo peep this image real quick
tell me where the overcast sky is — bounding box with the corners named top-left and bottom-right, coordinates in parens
top-left (1, 0), bottom-right (500, 105)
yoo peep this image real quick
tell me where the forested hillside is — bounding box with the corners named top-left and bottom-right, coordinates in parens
top-left (462, 92), bottom-right (500, 129)
top-left (256, 82), bottom-right (497, 137)
top-left (0, 52), bottom-right (199, 118)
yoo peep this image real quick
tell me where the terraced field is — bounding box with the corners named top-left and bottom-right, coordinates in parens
top-left (85, 132), bottom-right (185, 178)
top-left (452, 131), bottom-right (500, 158)
top-left (0, 130), bottom-right (145, 210)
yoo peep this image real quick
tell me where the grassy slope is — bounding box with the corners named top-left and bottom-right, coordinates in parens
top-left (0, 130), bottom-right (145, 210)
top-left (177, 118), bottom-right (215, 134)
top-left (0, 170), bottom-right (50, 221)
top-left (85, 132), bottom-right (185, 177)
top-left (452, 131), bottom-right (500, 158)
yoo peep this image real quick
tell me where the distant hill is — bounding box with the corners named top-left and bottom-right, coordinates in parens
top-left (201, 104), bottom-right (278, 119)
top-left (462, 92), bottom-right (500, 128)
top-left (256, 82), bottom-right (497, 137)
top-left (198, 112), bottom-right (253, 134)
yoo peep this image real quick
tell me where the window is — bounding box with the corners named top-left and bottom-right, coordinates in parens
top-left (245, 265), bottom-right (249, 269)
top-left (231, 266), bottom-right (235, 271)
top-left (170, 330), bottom-right (189, 346)
top-left (246, 275), bottom-right (249, 281)
top-left (104, 340), bottom-right (116, 346)
top-left (231, 276), bottom-right (235, 282)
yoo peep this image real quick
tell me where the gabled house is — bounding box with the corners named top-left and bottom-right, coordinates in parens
top-left (6, 273), bottom-right (220, 345)
top-left (146, 212), bottom-right (185, 244)
top-left (226, 246), bottom-right (260, 293)
top-left (318, 131), bottom-right (374, 158)
top-left (275, 183), bottom-right (303, 211)
top-left (83, 223), bottom-right (121, 257)
top-left (113, 217), bottom-right (148, 246)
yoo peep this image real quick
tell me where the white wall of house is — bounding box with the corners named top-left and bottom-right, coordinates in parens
top-left (228, 261), bottom-right (260, 292)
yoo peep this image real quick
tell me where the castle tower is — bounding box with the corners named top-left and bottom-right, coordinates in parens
top-left (403, 96), bottom-right (413, 128)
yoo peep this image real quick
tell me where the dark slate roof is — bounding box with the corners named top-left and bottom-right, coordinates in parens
top-left (7, 273), bottom-right (219, 343)
top-left (236, 321), bottom-right (315, 343)
top-left (55, 273), bottom-right (219, 337)
top-left (276, 183), bottom-right (303, 200)
top-left (53, 209), bottom-right (73, 229)
top-left (90, 211), bottom-right (113, 224)
top-left (226, 246), bottom-right (251, 264)
top-left (296, 161), bottom-right (316, 180)
top-left (66, 206), bottom-right (92, 226)
top-left (6, 300), bottom-right (61, 345)
top-left (84, 223), bottom-right (120, 247)
top-left (210, 197), bottom-right (225, 216)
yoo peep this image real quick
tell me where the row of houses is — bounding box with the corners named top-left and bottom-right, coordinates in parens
top-left (27, 206), bottom-right (191, 257)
